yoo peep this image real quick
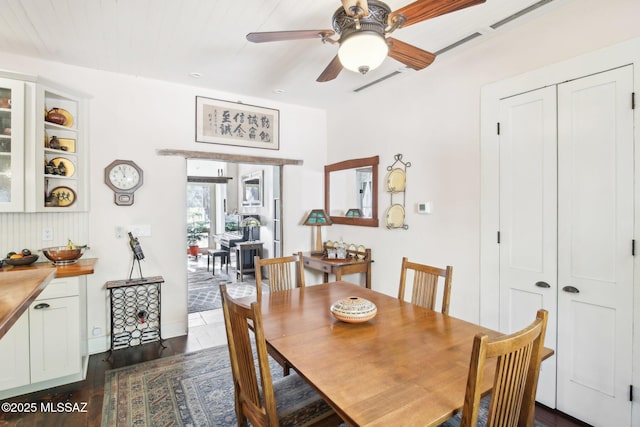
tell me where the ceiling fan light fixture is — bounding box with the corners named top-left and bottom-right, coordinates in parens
top-left (338, 31), bottom-right (388, 75)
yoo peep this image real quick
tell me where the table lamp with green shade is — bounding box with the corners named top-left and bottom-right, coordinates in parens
top-left (345, 208), bottom-right (362, 217)
top-left (303, 209), bottom-right (332, 255)
top-left (240, 216), bottom-right (261, 241)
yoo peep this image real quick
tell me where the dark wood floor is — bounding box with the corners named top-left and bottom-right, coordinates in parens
top-left (0, 335), bottom-right (592, 427)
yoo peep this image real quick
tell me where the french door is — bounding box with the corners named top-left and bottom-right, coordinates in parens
top-left (556, 66), bottom-right (634, 427)
top-left (498, 66), bottom-right (634, 425)
top-left (498, 85), bottom-right (558, 407)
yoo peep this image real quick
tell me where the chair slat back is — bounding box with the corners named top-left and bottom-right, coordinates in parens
top-left (398, 257), bottom-right (453, 314)
top-left (220, 284), bottom-right (278, 427)
top-left (255, 252), bottom-right (305, 296)
top-left (461, 309), bottom-right (549, 427)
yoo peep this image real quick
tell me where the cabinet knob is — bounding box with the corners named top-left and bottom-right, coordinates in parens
top-left (33, 303), bottom-right (50, 310)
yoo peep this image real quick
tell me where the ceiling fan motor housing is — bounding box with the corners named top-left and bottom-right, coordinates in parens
top-left (332, 0), bottom-right (390, 40)
top-left (333, 0), bottom-right (391, 74)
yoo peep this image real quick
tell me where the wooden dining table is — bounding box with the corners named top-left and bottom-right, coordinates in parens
top-left (249, 281), bottom-right (553, 427)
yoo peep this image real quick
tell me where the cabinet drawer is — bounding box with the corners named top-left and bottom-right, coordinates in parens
top-left (303, 258), bottom-right (331, 273)
top-left (36, 276), bottom-right (79, 300)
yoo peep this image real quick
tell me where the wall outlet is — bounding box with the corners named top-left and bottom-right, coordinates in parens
top-left (42, 227), bottom-right (53, 241)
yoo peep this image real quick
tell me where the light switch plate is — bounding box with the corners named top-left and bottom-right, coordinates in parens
top-left (129, 224), bottom-right (152, 237)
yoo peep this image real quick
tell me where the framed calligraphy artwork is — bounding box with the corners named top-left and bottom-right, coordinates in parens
top-left (196, 96), bottom-right (280, 150)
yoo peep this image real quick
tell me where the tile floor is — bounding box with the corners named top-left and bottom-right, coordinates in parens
top-left (186, 252), bottom-right (237, 349)
top-left (187, 308), bottom-right (228, 348)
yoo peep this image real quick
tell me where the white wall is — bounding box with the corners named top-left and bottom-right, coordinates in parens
top-left (325, 0), bottom-right (640, 322)
top-left (0, 53), bottom-right (327, 352)
top-left (2, 0), bottom-right (638, 351)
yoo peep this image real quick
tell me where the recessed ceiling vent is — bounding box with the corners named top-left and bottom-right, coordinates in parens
top-left (433, 32), bottom-right (483, 56)
top-left (353, 0), bottom-right (556, 92)
top-left (353, 70), bottom-right (403, 92)
top-left (490, 0), bottom-right (555, 29)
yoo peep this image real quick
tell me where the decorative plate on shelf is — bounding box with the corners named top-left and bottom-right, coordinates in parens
top-left (49, 186), bottom-right (76, 207)
top-left (46, 108), bottom-right (74, 127)
top-left (50, 157), bottom-right (75, 177)
top-left (348, 243), bottom-right (357, 257)
top-left (385, 204), bottom-right (405, 228)
top-left (356, 245), bottom-right (366, 259)
top-left (386, 168), bottom-right (406, 193)
top-left (48, 137), bottom-right (76, 153)
top-left (325, 240), bottom-right (334, 249)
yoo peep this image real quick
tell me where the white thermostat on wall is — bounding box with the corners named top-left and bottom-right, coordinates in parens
top-left (417, 201), bottom-right (432, 214)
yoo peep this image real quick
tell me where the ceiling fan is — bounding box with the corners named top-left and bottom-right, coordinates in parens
top-left (246, 0), bottom-right (486, 82)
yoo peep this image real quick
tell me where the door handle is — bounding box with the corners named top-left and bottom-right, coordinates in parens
top-left (535, 281), bottom-right (551, 288)
top-left (562, 286), bottom-right (580, 294)
top-left (33, 303), bottom-right (50, 309)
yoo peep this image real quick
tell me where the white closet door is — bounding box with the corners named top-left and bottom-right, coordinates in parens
top-left (557, 66), bottom-right (634, 426)
top-left (498, 86), bottom-right (558, 407)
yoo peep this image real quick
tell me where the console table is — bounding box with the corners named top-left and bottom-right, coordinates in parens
top-left (235, 241), bottom-right (264, 281)
top-left (302, 249), bottom-right (373, 289)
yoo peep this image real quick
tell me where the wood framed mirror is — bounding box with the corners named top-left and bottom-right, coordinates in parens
top-left (324, 155), bottom-right (379, 227)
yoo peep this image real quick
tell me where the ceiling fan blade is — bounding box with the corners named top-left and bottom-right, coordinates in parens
top-left (316, 55), bottom-right (343, 82)
top-left (341, 0), bottom-right (369, 17)
top-left (388, 0), bottom-right (485, 28)
top-left (387, 37), bottom-right (436, 70)
top-left (247, 30), bottom-right (335, 43)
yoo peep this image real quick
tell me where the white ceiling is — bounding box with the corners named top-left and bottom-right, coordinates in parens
top-left (0, 0), bottom-right (562, 108)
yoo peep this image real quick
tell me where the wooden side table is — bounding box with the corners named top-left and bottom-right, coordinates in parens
top-left (302, 249), bottom-right (373, 289)
top-left (234, 241), bottom-right (263, 281)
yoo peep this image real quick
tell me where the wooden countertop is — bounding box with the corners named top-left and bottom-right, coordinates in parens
top-left (0, 258), bottom-right (97, 277)
top-left (0, 268), bottom-right (56, 340)
top-left (0, 258), bottom-right (97, 341)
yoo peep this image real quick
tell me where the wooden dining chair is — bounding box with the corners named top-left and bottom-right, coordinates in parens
top-left (254, 252), bottom-right (305, 297)
top-left (450, 309), bottom-right (549, 427)
top-left (397, 257), bottom-right (453, 314)
top-left (220, 284), bottom-right (341, 427)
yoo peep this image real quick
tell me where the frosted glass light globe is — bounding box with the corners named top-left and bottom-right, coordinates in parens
top-left (338, 31), bottom-right (388, 75)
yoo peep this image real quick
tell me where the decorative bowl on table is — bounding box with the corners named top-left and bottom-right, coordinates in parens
top-left (41, 246), bottom-right (86, 265)
top-left (4, 254), bottom-right (39, 266)
top-left (330, 296), bottom-right (377, 323)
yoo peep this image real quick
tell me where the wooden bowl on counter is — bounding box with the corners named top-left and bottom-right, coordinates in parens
top-left (4, 254), bottom-right (39, 266)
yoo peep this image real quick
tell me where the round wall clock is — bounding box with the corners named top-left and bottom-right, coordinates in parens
top-left (104, 160), bottom-right (143, 206)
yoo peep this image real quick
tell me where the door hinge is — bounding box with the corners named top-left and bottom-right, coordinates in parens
top-left (633, 240), bottom-right (636, 256)
top-left (497, 122), bottom-right (501, 135)
top-left (630, 385), bottom-right (634, 402)
top-left (632, 92), bottom-right (636, 110)
top-left (497, 231), bottom-right (501, 244)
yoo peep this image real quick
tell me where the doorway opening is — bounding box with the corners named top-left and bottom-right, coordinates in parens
top-left (186, 159), bottom-right (282, 326)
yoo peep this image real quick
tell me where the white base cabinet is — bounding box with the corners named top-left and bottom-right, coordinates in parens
top-left (0, 312), bottom-right (30, 390)
top-left (0, 276), bottom-right (87, 399)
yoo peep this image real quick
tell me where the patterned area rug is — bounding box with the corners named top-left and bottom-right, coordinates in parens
top-left (101, 345), bottom-right (329, 426)
top-left (101, 344), bottom-right (549, 427)
top-left (187, 262), bottom-right (263, 313)
top-left (438, 397), bottom-right (548, 427)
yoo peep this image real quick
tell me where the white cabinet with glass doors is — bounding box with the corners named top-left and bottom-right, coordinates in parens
top-left (0, 71), bottom-right (87, 212)
top-left (0, 77), bottom-right (25, 212)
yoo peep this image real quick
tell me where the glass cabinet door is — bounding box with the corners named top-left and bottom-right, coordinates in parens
top-left (0, 78), bottom-right (25, 211)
